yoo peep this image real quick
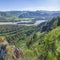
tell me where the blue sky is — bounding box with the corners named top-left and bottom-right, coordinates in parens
top-left (0, 0), bottom-right (60, 11)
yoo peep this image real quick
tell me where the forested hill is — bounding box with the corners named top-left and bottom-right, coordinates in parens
top-left (37, 17), bottom-right (60, 32)
top-left (0, 17), bottom-right (60, 60)
top-left (0, 11), bottom-right (60, 21)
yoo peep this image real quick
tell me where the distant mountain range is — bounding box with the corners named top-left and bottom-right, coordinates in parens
top-left (0, 11), bottom-right (60, 21)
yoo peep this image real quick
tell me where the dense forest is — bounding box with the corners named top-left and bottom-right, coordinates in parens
top-left (0, 16), bottom-right (60, 60)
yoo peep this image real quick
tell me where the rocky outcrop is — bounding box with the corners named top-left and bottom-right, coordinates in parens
top-left (0, 36), bottom-right (23, 60)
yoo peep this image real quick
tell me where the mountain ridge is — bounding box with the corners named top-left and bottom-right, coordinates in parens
top-left (0, 11), bottom-right (60, 21)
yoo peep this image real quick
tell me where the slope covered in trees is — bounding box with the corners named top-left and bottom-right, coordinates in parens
top-left (0, 17), bottom-right (60, 60)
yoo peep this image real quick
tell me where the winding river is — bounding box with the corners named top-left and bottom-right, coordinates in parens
top-left (0, 20), bottom-right (46, 26)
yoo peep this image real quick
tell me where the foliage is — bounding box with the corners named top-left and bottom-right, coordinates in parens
top-left (0, 17), bottom-right (60, 60)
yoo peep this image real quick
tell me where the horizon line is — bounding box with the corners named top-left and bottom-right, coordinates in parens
top-left (0, 10), bottom-right (60, 12)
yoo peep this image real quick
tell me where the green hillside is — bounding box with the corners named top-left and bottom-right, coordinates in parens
top-left (0, 17), bottom-right (60, 60)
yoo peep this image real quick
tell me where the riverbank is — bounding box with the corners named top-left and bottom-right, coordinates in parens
top-left (0, 20), bottom-right (46, 26)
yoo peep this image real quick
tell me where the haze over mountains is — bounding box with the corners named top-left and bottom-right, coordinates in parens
top-left (0, 0), bottom-right (60, 60)
top-left (0, 10), bottom-right (60, 21)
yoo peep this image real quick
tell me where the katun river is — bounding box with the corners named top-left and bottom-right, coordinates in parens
top-left (0, 20), bottom-right (46, 26)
